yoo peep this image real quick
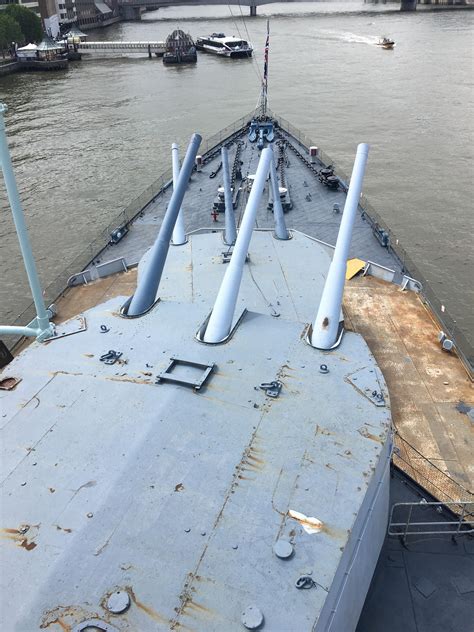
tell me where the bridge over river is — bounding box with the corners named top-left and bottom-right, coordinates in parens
top-left (117, 0), bottom-right (435, 20)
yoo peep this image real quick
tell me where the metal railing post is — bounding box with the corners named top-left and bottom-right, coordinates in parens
top-left (453, 503), bottom-right (466, 541)
top-left (0, 103), bottom-right (54, 342)
top-left (403, 504), bottom-right (414, 545)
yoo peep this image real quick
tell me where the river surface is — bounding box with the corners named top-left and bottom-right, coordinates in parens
top-left (0, 3), bottom-right (473, 351)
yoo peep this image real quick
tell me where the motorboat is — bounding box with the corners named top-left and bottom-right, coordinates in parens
top-left (377, 37), bottom-right (395, 50)
top-left (195, 33), bottom-right (253, 58)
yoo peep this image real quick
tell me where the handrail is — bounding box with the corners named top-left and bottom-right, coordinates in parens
top-left (388, 501), bottom-right (474, 543)
top-left (393, 433), bottom-right (474, 514)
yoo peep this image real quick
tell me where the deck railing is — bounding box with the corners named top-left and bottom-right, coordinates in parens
top-left (356, 193), bottom-right (474, 378)
top-left (393, 433), bottom-right (474, 515)
top-left (388, 500), bottom-right (474, 543)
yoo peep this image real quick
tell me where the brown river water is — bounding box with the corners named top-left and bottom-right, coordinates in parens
top-left (0, 3), bottom-right (473, 354)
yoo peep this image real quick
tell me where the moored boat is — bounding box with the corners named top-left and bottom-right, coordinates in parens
top-left (196, 33), bottom-right (253, 58)
top-left (162, 29), bottom-right (197, 64)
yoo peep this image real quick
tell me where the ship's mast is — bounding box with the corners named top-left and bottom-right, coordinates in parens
top-left (259, 20), bottom-right (270, 117)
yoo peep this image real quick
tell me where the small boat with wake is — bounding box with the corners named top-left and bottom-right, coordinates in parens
top-left (377, 37), bottom-right (395, 50)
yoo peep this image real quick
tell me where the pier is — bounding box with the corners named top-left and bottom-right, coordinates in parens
top-left (78, 41), bottom-right (165, 57)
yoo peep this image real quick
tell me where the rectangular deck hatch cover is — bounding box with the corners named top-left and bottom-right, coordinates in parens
top-left (156, 357), bottom-right (215, 391)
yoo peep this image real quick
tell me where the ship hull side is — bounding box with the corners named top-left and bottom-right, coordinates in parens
top-left (315, 434), bottom-right (392, 632)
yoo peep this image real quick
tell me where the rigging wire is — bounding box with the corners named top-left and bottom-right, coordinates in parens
top-left (227, 5), bottom-right (243, 40)
top-left (228, 5), bottom-right (262, 84)
top-left (236, 0), bottom-right (263, 85)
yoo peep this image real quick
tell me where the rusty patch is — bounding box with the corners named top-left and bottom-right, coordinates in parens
top-left (53, 618), bottom-right (69, 632)
top-left (126, 586), bottom-right (169, 625)
top-left (105, 375), bottom-right (154, 385)
top-left (358, 426), bottom-right (384, 443)
top-left (174, 483), bottom-right (184, 492)
top-left (55, 525), bottom-right (72, 533)
top-left (246, 453), bottom-right (265, 466)
top-left (183, 600), bottom-right (213, 615)
top-left (322, 317), bottom-right (329, 328)
top-left (287, 511), bottom-right (346, 541)
top-left (20, 539), bottom-right (37, 551)
top-left (288, 510), bottom-right (323, 534)
top-left (40, 605), bottom-right (99, 630)
top-left (1, 525), bottom-right (39, 551)
top-left (0, 377), bottom-right (21, 391)
top-left (0, 376), bottom-right (21, 391)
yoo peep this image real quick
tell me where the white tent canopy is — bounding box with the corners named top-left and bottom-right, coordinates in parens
top-left (16, 43), bottom-right (38, 59)
top-left (17, 43), bottom-right (38, 51)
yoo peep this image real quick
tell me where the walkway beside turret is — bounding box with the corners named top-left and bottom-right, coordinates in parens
top-left (344, 274), bottom-right (473, 499)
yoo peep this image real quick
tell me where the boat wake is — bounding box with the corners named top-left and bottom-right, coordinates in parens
top-left (318, 29), bottom-right (379, 46)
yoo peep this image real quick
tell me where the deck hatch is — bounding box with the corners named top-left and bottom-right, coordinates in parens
top-left (156, 357), bottom-right (215, 390)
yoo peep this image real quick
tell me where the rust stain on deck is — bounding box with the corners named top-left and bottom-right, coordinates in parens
top-left (126, 586), bottom-right (169, 625)
top-left (344, 275), bottom-right (474, 491)
top-left (40, 606), bottom-right (96, 630)
top-left (358, 426), bottom-right (384, 443)
top-left (1, 525), bottom-right (38, 551)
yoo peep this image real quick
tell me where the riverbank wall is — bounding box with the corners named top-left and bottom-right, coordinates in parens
top-left (0, 59), bottom-right (69, 76)
top-left (0, 62), bottom-right (20, 77)
top-left (80, 15), bottom-right (122, 31)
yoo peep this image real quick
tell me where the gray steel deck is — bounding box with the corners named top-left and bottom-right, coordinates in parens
top-left (1, 232), bottom-right (391, 631)
top-left (2, 124), bottom-right (471, 632)
top-left (89, 130), bottom-right (401, 276)
top-left (357, 468), bottom-right (474, 632)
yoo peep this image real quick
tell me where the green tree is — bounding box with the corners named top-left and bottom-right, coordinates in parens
top-left (4, 4), bottom-right (42, 44)
top-left (0, 14), bottom-right (22, 58)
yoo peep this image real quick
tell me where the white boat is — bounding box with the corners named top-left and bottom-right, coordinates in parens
top-left (196, 33), bottom-right (253, 58)
top-left (376, 37), bottom-right (395, 50)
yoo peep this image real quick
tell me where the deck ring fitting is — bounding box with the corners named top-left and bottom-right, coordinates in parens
top-left (241, 605), bottom-right (264, 629)
top-left (295, 575), bottom-right (317, 590)
top-left (105, 589), bottom-right (131, 614)
top-left (71, 618), bottom-right (119, 632)
top-left (319, 364), bottom-right (329, 374)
